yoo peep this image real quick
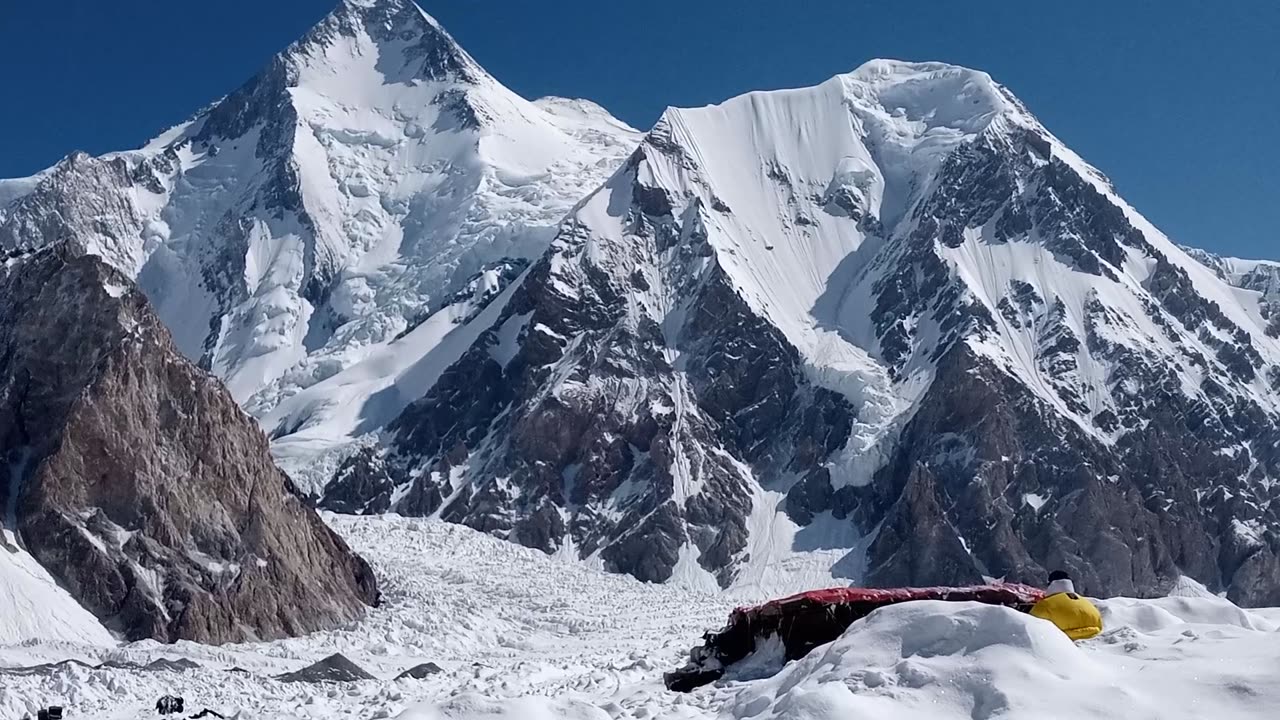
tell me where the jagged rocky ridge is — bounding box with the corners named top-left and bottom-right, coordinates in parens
top-left (0, 246), bottom-right (378, 643)
top-left (321, 60), bottom-right (1280, 604)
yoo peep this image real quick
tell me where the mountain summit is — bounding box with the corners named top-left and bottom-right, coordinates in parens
top-left (0, 0), bottom-right (639, 418)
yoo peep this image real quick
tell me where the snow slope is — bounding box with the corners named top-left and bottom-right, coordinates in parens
top-left (0, 528), bottom-right (114, 647)
top-left (4, 514), bottom-right (1280, 720)
top-left (0, 514), bottom-right (731, 719)
top-left (262, 263), bottom-right (529, 491)
top-left (617, 61), bottom-right (1023, 485)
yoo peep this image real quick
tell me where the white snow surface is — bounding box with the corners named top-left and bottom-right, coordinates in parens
top-left (3, 514), bottom-right (1280, 720)
top-left (726, 597), bottom-right (1280, 720)
top-left (0, 528), bottom-right (115, 647)
top-left (0, 173), bottom-right (45, 210)
top-left (262, 267), bottom-right (528, 492)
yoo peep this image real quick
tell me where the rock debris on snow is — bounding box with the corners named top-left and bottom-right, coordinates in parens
top-left (394, 663), bottom-right (443, 680)
top-left (275, 653), bottom-right (376, 683)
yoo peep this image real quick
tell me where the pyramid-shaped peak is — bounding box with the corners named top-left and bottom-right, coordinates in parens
top-left (194, 0), bottom-right (492, 141)
top-left (332, 0), bottom-right (448, 38)
top-left (292, 0), bottom-right (483, 83)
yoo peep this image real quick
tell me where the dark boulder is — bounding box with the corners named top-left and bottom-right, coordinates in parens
top-left (276, 653), bottom-right (376, 683)
top-left (395, 662), bottom-right (444, 680)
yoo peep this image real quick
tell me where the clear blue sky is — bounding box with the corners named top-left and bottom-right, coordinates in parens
top-left (1, 0), bottom-right (1275, 259)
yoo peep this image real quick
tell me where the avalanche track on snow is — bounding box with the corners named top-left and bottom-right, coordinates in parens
top-left (3, 515), bottom-right (1280, 720)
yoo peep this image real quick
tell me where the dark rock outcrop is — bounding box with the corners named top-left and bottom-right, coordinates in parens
top-left (276, 653), bottom-right (375, 683)
top-left (395, 662), bottom-right (444, 680)
top-left (0, 246), bottom-right (378, 643)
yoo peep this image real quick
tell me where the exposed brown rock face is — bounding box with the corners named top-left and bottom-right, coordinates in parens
top-left (0, 246), bottom-right (378, 643)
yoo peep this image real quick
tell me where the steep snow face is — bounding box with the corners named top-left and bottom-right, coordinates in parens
top-left (322, 59), bottom-right (1280, 602)
top-left (0, 0), bottom-right (639, 410)
top-left (0, 527), bottom-right (115, 646)
top-left (626, 61), bottom-right (1021, 489)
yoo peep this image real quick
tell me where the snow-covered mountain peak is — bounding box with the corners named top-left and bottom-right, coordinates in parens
top-left (0, 0), bottom-right (640, 414)
top-left (7, 22), bottom-right (1280, 609)
top-left (840, 59), bottom-right (1014, 132)
top-left (639, 59), bottom-right (1030, 241)
top-left (323, 58), bottom-right (1280, 599)
top-left (197, 0), bottom-right (494, 142)
top-left (534, 96), bottom-right (639, 131)
top-left (294, 0), bottom-right (483, 84)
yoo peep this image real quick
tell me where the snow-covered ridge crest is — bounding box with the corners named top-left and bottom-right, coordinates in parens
top-left (839, 59), bottom-right (1013, 132)
top-left (647, 59), bottom-right (1017, 224)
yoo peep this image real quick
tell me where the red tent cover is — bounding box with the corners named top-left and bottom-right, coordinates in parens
top-left (666, 582), bottom-right (1045, 692)
top-left (732, 582), bottom-right (1044, 623)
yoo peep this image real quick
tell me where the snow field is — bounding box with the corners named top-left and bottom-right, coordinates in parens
top-left (0, 514), bottom-right (733, 719)
top-left (4, 514), bottom-right (1280, 720)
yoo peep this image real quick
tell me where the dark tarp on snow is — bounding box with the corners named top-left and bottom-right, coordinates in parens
top-left (665, 583), bottom-right (1045, 692)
